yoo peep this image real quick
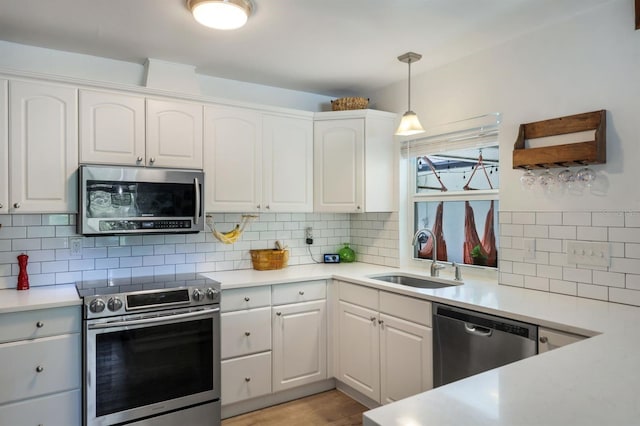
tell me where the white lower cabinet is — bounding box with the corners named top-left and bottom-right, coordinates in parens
top-left (337, 281), bottom-right (432, 404)
top-left (0, 306), bottom-right (81, 425)
top-left (538, 327), bottom-right (586, 353)
top-left (272, 299), bottom-right (327, 392)
top-left (222, 352), bottom-right (273, 406)
top-left (221, 281), bottom-right (328, 409)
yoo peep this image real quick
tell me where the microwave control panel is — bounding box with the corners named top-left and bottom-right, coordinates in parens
top-left (99, 220), bottom-right (192, 231)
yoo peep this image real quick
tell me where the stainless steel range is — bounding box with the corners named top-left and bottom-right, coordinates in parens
top-left (79, 276), bottom-right (221, 426)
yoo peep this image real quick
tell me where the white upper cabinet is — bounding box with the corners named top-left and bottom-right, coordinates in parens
top-left (314, 110), bottom-right (397, 213)
top-left (0, 80), bottom-right (7, 214)
top-left (79, 91), bottom-right (203, 169)
top-left (204, 106), bottom-right (262, 212)
top-left (204, 107), bottom-right (313, 213)
top-left (9, 80), bottom-right (78, 213)
top-left (146, 98), bottom-right (203, 169)
top-left (262, 114), bottom-right (313, 212)
top-left (79, 89), bottom-right (145, 166)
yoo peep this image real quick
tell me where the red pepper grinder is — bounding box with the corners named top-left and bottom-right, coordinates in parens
top-left (17, 253), bottom-right (29, 290)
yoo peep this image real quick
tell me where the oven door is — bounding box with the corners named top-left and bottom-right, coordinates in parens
top-left (84, 307), bottom-right (220, 426)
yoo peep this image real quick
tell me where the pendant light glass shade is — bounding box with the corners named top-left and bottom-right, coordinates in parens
top-left (397, 111), bottom-right (425, 136)
top-left (395, 52), bottom-right (425, 136)
top-left (188, 0), bottom-right (253, 30)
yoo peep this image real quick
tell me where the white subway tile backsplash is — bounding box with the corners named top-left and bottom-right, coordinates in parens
top-left (609, 227), bottom-right (640, 243)
top-left (577, 226), bottom-right (607, 241)
top-left (592, 270), bottom-right (625, 288)
top-left (577, 283), bottom-right (608, 301)
top-left (535, 239), bottom-right (562, 253)
top-left (610, 257), bottom-right (640, 274)
top-left (12, 215), bottom-right (42, 226)
top-left (609, 288), bottom-right (640, 307)
top-left (563, 267), bottom-right (592, 283)
top-left (592, 212), bottom-right (624, 227)
top-left (549, 226), bottom-right (576, 240)
top-left (525, 276), bottom-right (549, 292)
top-left (512, 212), bottom-right (535, 225)
top-left (524, 225), bottom-right (549, 238)
top-left (625, 212), bottom-right (640, 227)
top-left (536, 264), bottom-right (563, 280)
top-left (549, 279), bottom-right (577, 296)
top-left (563, 212), bottom-right (591, 226)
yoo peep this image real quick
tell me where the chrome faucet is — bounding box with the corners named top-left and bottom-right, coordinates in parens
top-left (412, 228), bottom-right (445, 277)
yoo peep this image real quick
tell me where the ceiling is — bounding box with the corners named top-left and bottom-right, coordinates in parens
top-left (0, 0), bottom-right (611, 97)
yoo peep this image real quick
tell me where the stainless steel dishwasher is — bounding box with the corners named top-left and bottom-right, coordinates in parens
top-left (433, 303), bottom-right (538, 387)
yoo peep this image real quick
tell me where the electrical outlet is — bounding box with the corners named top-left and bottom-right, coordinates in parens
top-left (305, 227), bottom-right (313, 245)
top-left (70, 237), bottom-right (83, 257)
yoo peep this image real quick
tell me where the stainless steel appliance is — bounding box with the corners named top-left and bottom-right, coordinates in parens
top-left (433, 303), bottom-right (537, 387)
top-left (78, 165), bottom-right (204, 235)
top-left (80, 277), bottom-right (221, 426)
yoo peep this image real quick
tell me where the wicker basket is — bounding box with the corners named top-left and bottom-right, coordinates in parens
top-left (250, 249), bottom-right (289, 271)
top-left (331, 97), bottom-right (369, 111)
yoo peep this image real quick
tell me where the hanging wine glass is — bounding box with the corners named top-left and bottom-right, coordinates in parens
top-left (538, 169), bottom-right (558, 194)
top-left (576, 167), bottom-right (596, 187)
top-left (557, 168), bottom-right (576, 190)
top-left (520, 170), bottom-right (536, 190)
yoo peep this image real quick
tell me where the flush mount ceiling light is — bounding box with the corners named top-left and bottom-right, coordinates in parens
top-left (395, 52), bottom-right (425, 136)
top-left (187, 0), bottom-right (253, 30)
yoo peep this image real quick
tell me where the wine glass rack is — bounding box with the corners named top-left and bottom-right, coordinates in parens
top-left (512, 110), bottom-right (606, 170)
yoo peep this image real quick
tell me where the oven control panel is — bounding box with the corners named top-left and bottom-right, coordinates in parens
top-left (82, 280), bottom-right (221, 319)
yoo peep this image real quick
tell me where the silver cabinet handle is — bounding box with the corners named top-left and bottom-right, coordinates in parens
top-left (256, 204), bottom-right (261, 209)
top-left (299, 291), bottom-right (305, 295)
top-left (13, 202), bottom-right (20, 208)
top-left (356, 205), bottom-right (361, 210)
top-left (136, 156), bottom-right (143, 162)
top-left (266, 205), bottom-right (270, 209)
top-left (36, 366), bottom-right (44, 373)
top-left (245, 331), bottom-right (251, 336)
top-left (245, 377), bottom-right (251, 382)
top-left (0, 203), bottom-right (3, 209)
top-left (149, 157), bottom-right (155, 164)
top-left (193, 177), bottom-right (200, 225)
top-left (36, 321), bottom-right (44, 328)
top-left (244, 297), bottom-right (250, 302)
top-left (276, 312), bottom-right (282, 316)
top-left (378, 319), bottom-right (384, 325)
top-left (539, 336), bottom-right (549, 344)
top-left (370, 316), bottom-right (376, 323)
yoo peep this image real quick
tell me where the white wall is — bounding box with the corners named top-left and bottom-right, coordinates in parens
top-left (0, 40), bottom-right (333, 111)
top-left (373, 0), bottom-right (640, 212)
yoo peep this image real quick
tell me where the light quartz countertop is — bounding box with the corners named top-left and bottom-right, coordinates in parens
top-left (0, 284), bottom-right (81, 314)
top-left (204, 262), bottom-right (640, 426)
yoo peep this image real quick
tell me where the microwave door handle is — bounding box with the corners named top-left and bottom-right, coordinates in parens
top-left (194, 177), bottom-right (200, 225)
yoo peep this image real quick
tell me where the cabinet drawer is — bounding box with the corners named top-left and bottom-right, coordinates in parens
top-left (272, 280), bottom-right (326, 305)
top-left (221, 352), bottom-right (272, 406)
top-left (0, 306), bottom-right (81, 344)
top-left (221, 286), bottom-right (271, 312)
top-left (380, 291), bottom-right (432, 327)
top-left (0, 389), bottom-right (81, 426)
top-left (221, 307), bottom-right (271, 359)
top-left (0, 334), bottom-right (81, 404)
top-left (338, 281), bottom-right (378, 310)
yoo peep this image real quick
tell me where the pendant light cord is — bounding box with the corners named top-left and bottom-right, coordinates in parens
top-left (407, 58), bottom-right (412, 111)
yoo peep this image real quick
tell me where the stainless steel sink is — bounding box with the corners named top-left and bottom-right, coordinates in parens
top-left (368, 273), bottom-right (460, 289)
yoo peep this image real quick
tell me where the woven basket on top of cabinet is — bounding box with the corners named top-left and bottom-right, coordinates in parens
top-left (331, 97), bottom-right (369, 111)
top-left (250, 249), bottom-right (289, 270)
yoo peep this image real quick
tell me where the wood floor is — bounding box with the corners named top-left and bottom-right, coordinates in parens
top-left (221, 390), bottom-right (368, 426)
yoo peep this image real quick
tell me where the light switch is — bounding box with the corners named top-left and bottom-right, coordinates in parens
top-left (566, 241), bottom-right (610, 266)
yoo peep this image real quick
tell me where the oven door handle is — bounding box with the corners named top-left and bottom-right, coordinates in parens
top-left (194, 176), bottom-right (200, 225)
top-left (87, 308), bottom-right (219, 330)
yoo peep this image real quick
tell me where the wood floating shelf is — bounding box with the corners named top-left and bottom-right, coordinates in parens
top-left (512, 110), bottom-right (606, 170)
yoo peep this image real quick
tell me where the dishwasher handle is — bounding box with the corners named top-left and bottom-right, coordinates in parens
top-left (464, 323), bottom-right (493, 337)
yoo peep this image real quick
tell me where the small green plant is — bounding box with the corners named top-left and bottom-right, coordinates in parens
top-left (470, 244), bottom-right (487, 259)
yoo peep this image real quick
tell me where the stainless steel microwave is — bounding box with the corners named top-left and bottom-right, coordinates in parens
top-left (78, 165), bottom-right (204, 236)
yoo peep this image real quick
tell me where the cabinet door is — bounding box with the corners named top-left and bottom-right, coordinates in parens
top-left (0, 79), bottom-right (7, 214)
top-left (337, 300), bottom-right (379, 401)
top-left (272, 300), bottom-right (326, 392)
top-left (262, 114), bottom-right (313, 212)
top-left (221, 307), bottom-right (272, 359)
top-left (79, 89), bottom-right (145, 166)
top-left (204, 106), bottom-right (261, 212)
top-left (538, 327), bottom-right (585, 353)
top-left (314, 119), bottom-right (364, 213)
top-left (9, 80), bottom-right (78, 213)
top-left (147, 98), bottom-right (203, 169)
top-left (379, 313), bottom-right (432, 404)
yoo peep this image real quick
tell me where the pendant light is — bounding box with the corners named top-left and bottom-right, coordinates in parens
top-left (188, 0), bottom-right (253, 30)
top-left (395, 52), bottom-right (425, 136)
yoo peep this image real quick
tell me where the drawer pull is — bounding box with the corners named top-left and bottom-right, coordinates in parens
top-left (539, 336), bottom-right (549, 344)
top-left (244, 331), bottom-right (251, 336)
top-left (298, 291), bottom-right (305, 295)
top-left (36, 365), bottom-right (44, 373)
top-left (370, 316), bottom-right (376, 322)
top-left (36, 321), bottom-right (44, 328)
top-left (244, 297), bottom-right (250, 302)
top-left (245, 377), bottom-right (251, 382)
top-left (276, 312), bottom-right (282, 316)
